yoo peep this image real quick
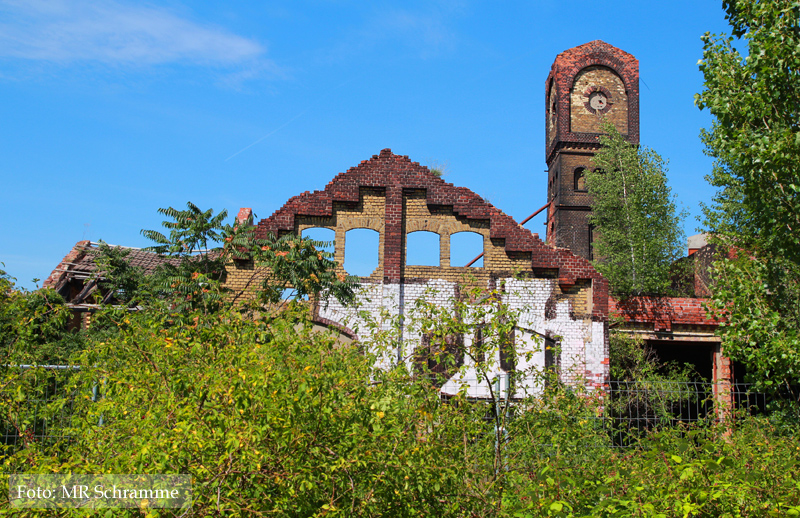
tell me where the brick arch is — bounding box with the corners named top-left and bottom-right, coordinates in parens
top-left (340, 220), bottom-right (383, 233)
top-left (405, 219), bottom-right (452, 235)
top-left (254, 148), bottom-right (608, 321)
top-left (564, 58), bottom-right (636, 95)
top-left (545, 40), bottom-right (640, 159)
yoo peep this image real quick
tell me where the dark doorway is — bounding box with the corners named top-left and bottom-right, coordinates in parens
top-left (647, 341), bottom-right (714, 382)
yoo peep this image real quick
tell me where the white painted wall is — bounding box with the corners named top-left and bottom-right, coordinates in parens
top-left (318, 277), bottom-right (607, 397)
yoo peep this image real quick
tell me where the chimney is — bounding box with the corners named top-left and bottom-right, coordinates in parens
top-left (687, 233), bottom-right (708, 256)
top-left (236, 208), bottom-right (253, 225)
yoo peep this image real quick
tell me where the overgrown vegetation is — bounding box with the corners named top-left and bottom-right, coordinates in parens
top-left (426, 158), bottom-right (449, 178)
top-left (697, 0), bottom-right (800, 403)
top-left (2, 300), bottom-right (799, 516)
top-left (3, 236), bottom-right (800, 516)
top-left (0, 268), bottom-right (83, 366)
top-left (609, 329), bottom-right (698, 384)
top-left (586, 123), bottom-right (687, 297)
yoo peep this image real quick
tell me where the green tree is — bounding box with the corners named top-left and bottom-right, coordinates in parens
top-left (696, 0), bottom-right (800, 263)
top-left (98, 202), bottom-right (358, 315)
top-left (0, 268), bottom-right (83, 365)
top-left (223, 215), bottom-right (357, 310)
top-left (140, 202), bottom-right (233, 314)
top-left (707, 252), bottom-right (800, 402)
top-left (696, 0), bottom-right (800, 400)
top-left (92, 242), bottom-right (149, 306)
top-left (585, 123), bottom-right (687, 297)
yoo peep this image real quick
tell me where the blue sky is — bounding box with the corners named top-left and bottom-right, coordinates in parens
top-left (0, 1), bottom-right (733, 289)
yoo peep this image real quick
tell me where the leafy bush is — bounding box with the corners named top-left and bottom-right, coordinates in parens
top-left (2, 297), bottom-right (800, 517)
top-left (2, 304), bottom-right (499, 517)
top-left (505, 414), bottom-right (800, 517)
top-left (0, 268), bottom-right (84, 365)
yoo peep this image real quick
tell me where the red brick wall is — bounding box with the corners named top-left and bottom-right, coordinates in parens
top-left (252, 148), bottom-right (608, 321)
top-left (610, 296), bottom-right (721, 332)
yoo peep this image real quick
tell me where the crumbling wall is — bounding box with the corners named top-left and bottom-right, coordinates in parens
top-left (225, 149), bottom-right (609, 392)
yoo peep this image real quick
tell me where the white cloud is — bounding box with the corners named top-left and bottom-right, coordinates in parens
top-left (0, 0), bottom-right (267, 67)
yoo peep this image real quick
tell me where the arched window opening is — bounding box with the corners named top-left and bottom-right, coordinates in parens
top-left (301, 227), bottom-right (335, 255)
top-left (406, 231), bottom-right (440, 266)
top-left (574, 167), bottom-right (587, 192)
top-left (450, 231), bottom-right (484, 267)
top-left (344, 228), bottom-right (380, 277)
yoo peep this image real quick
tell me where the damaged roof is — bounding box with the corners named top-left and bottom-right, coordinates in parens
top-left (41, 240), bottom-right (181, 305)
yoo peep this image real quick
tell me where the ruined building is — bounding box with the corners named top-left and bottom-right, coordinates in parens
top-left (45, 41), bottom-right (730, 393)
top-left (223, 148), bottom-right (609, 396)
top-left (543, 41), bottom-right (729, 390)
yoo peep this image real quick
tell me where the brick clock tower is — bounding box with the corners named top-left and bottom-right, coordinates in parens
top-left (545, 40), bottom-right (639, 260)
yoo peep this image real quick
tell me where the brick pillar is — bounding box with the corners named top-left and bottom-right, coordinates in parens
top-left (334, 228), bottom-right (346, 272)
top-left (712, 343), bottom-right (734, 420)
top-left (383, 187), bottom-right (403, 283)
top-left (440, 233), bottom-right (450, 267)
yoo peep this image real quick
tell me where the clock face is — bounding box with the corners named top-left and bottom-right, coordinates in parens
top-left (583, 86), bottom-right (612, 115)
top-left (589, 91), bottom-right (607, 111)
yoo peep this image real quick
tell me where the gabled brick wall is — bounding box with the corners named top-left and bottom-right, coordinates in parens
top-left (225, 149), bottom-right (610, 392)
top-left (250, 148), bottom-right (608, 321)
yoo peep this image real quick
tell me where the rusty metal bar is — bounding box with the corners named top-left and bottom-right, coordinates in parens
top-left (518, 201), bottom-right (551, 227)
top-left (464, 202), bottom-right (550, 267)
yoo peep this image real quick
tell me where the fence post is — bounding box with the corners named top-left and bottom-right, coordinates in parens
top-left (92, 378), bottom-right (105, 427)
top-left (712, 344), bottom-right (734, 422)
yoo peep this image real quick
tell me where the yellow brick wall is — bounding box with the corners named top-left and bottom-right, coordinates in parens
top-left (570, 65), bottom-right (628, 135)
top-left (296, 187), bottom-right (386, 281)
top-left (223, 259), bottom-right (271, 303)
top-left (224, 186), bottom-right (592, 315)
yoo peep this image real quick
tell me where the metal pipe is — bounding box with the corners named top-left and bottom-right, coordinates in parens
top-left (518, 201), bottom-right (551, 226)
top-left (464, 202), bottom-right (551, 267)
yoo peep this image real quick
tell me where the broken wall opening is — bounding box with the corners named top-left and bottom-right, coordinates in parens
top-left (344, 228), bottom-right (380, 277)
top-left (450, 231), bottom-right (484, 268)
top-left (647, 341), bottom-right (714, 382)
top-left (301, 227), bottom-right (335, 254)
top-left (647, 340), bottom-right (715, 421)
top-left (406, 231), bottom-right (440, 266)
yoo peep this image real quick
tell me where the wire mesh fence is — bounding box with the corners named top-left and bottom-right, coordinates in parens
top-left (0, 366), bottom-right (777, 456)
top-left (603, 380), bottom-right (773, 447)
top-left (1, 365), bottom-right (81, 452)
